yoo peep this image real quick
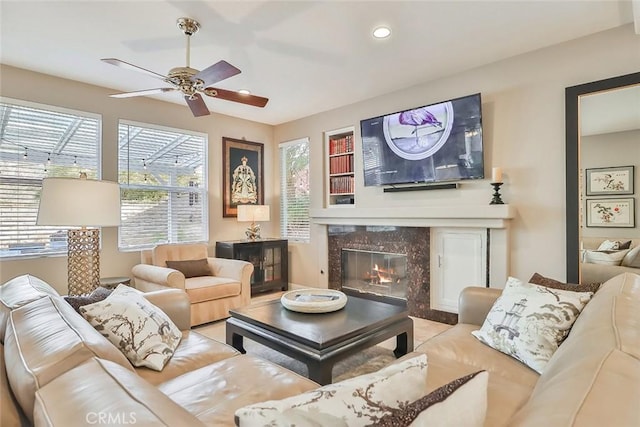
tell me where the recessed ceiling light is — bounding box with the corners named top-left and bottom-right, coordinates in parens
top-left (238, 89), bottom-right (251, 95)
top-left (373, 26), bottom-right (391, 39)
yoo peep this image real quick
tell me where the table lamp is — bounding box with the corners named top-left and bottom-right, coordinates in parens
top-left (37, 173), bottom-right (121, 295)
top-left (237, 205), bottom-right (270, 240)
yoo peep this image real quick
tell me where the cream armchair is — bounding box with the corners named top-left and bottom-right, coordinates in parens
top-left (132, 243), bottom-right (254, 326)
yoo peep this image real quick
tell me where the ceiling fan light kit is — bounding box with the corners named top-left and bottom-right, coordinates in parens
top-left (102, 17), bottom-right (268, 117)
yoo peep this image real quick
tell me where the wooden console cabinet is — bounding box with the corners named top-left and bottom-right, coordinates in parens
top-left (215, 239), bottom-right (288, 295)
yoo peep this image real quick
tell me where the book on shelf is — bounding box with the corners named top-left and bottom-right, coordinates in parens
top-left (329, 134), bottom-right (354, 155)
top-left (329, 175), bottom-right (354, 194)
top-left (329, 153), bottom-right (354, 174)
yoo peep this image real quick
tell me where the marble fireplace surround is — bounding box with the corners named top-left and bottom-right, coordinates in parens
top-left (310, 205), bottom-right (515, 323)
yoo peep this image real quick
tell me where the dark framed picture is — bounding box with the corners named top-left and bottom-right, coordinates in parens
top-left (586, 198), bottom-right (635, 228)
top-left (585, 165), bottom-right (634, 196)
top-left (222, 137), bottom-right (264, 217)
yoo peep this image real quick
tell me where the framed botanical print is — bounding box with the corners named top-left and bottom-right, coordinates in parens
top-left (222, 137), bottom-right (264, 217)
top-left (586, 198), bottom-right (635, 228)
top-left (585, 165), bottom-right (634, 196)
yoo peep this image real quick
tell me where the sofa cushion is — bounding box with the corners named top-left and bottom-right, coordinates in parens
top-left (80, 285), bottom-right (182, 371)
top-left (416, 323), bottom-right (540, 387)
top-left (597, 239), bottom-right (632, 250)
top-left (621, 245), bottom-right (640, 268)
top-left (136, 330), bottom-right (240, 385)
top-left (1, 344), bottom-right (25, 427)
top-left (375, 370), bottom-right (488, 427)
top-left (234, 354), bottom-right (428, 427)
top-left (4, 296), bottom-right (133, 422)
top-left (185, 277), bottom-right (241, 303)
top-left (159, 355), bottom-right (320, 426)
top-left (529, 272), bottom-right (601, 293)
top-left (33, 358), bottom-right (205, 427)
top-left (152, 243), bottom-right (208, 268)
top-left (0, 274), bottom-right (58, 343)
top-left (424, 352), bottom-right (533, 427)
top-left (63, 286), bottom-right (112, 314)
top-left (584, 249), bottom-right (629, 265)
top-left (510, 349), bottom-right (640, 427)
top-left (471, 277), bottom-right (593, 374)
top-left (166, 258), bottom-right (212, 278)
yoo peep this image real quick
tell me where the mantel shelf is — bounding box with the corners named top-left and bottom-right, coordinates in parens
top-left (310, 205), bottom-right (515, 229)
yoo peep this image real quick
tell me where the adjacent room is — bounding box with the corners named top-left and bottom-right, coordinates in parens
top-left (1, 1), bottom-right (639, 426)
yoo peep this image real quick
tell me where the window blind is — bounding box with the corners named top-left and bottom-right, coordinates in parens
top-left (118, 121), bottom-right (208, 250)
top-left (0, 99), bottom-right (100, 258)
top-left (279, 138), bottom-right (310, 242)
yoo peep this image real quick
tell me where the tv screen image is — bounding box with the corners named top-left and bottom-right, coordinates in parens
top-left (360, 93), bottom-right (483, 187)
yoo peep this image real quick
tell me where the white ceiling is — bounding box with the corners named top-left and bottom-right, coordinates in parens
top-left (0, 0), bottom-right (636, 125)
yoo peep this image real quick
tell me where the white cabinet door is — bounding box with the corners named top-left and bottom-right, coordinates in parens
top-left (430, 228), bottom-right (487, 313)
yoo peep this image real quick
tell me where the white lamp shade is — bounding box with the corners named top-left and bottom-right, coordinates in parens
top-left (237, 205), bottom-right (270, 222)
top-left (37, 177), bottom-right (121, 227)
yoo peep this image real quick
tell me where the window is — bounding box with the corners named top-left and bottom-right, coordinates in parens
top-left (118, 121), bottom-right (208, 250)
top-left (0, 98), bottom-right (101, 258)
top-left (280, 137), bottom-right (310, 242)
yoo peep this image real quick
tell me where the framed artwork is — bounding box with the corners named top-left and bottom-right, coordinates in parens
top-left (586, 198), bottom-right (635, 228)
top-left (222, 137), bottom-right (264, 217)
top-left (585, 165), bottom-right (634, 196)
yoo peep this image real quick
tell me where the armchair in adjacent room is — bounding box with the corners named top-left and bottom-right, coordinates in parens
top-left (132, 243), bottom-right (254, 326)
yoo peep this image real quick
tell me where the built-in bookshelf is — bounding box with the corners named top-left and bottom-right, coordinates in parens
top-left (325, 126), bottom-right (355, 207)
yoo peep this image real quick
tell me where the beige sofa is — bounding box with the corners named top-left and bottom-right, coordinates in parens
top-left (580, 237), bottom-right (640, 283)
top-left (3, 272), bottom-right (639, 426)
top-left (0, 274), bottom-right (318, 427)
top-left (415, 272), bottom-right (640, 426)
top-left (132, 243), bottom-right (254, 326)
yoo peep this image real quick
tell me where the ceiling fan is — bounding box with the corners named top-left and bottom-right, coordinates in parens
top-left (102, 17), bottom-right (268, 117)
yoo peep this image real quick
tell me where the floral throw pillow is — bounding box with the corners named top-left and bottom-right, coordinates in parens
top-left (471, 277), bottom-right (593, 374)
top-left (234, 354), bottom-right (428, 427)
top-left (80, 284), bottom-right (182, 371)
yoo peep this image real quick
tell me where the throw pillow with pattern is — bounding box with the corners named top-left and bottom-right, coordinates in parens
top-left (375, 370), bottom-right (488, 427)
top-left (80, 284), bottom-right (182, 371)
top-left (471, 277), bottom-right (593, 374)
top-left (234, 354), bottom-right (428, 427)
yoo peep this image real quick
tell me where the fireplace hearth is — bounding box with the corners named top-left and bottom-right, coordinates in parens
top-left (327, 224), bottom-right (457, 324)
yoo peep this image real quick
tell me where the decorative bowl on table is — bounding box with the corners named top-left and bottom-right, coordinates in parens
top-left (280, 289), bottom-right (348, 313)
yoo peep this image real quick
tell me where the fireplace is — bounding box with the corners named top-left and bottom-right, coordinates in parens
top-left (341, 249), bottom-right (408, 300)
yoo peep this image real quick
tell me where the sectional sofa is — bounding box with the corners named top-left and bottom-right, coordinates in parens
top-left (2, 272), bottom-right (639, 426)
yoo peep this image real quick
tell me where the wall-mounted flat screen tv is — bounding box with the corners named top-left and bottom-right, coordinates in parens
top-left (360, 93), bottom-right (483, 187)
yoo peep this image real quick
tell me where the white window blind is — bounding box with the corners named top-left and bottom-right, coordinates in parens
top-left (280, 138), bottom-right (310, 242)
top-left (118, 121), bottom-right (208, 250)
top-left (0, 99), bottom-right (100, 258)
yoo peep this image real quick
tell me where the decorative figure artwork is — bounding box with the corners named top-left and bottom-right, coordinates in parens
top-left (223, 137), bottom-right (264, 217)
top-left (586, 198), bottom-right (635, 227)
top-left (585, 165), bottom-right (634, 196)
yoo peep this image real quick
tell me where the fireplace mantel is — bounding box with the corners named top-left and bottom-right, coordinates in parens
top-left (310, 205), bottom-right (515, 229)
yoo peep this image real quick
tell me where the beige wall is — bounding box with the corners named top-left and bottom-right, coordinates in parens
top-left (0, 65), bottom-right (275, 294)
top-left (273, 24), bottom-right (640, 288)
top-left (582, 129), bottom-right (640, 239)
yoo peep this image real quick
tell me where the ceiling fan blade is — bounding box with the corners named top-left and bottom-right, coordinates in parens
top-left (101, 58), bottom-right (169, 81)
top-left (204, 87), bottom-right (269, 108)
top-left (109, 88), bottom-right (176, 98)
top-left (185, 94), bottom-right (210, 117)
top-left (193, 60), bottom-right (241, 87)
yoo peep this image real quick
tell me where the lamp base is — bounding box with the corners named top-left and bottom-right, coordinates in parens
top-left (245, 222), bottom-right (261, 241)
top-left (67, 228), bottom-right (100, 295)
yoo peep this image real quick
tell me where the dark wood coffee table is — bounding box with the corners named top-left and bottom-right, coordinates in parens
top-left (226, 295), bottom-right (413, 385)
